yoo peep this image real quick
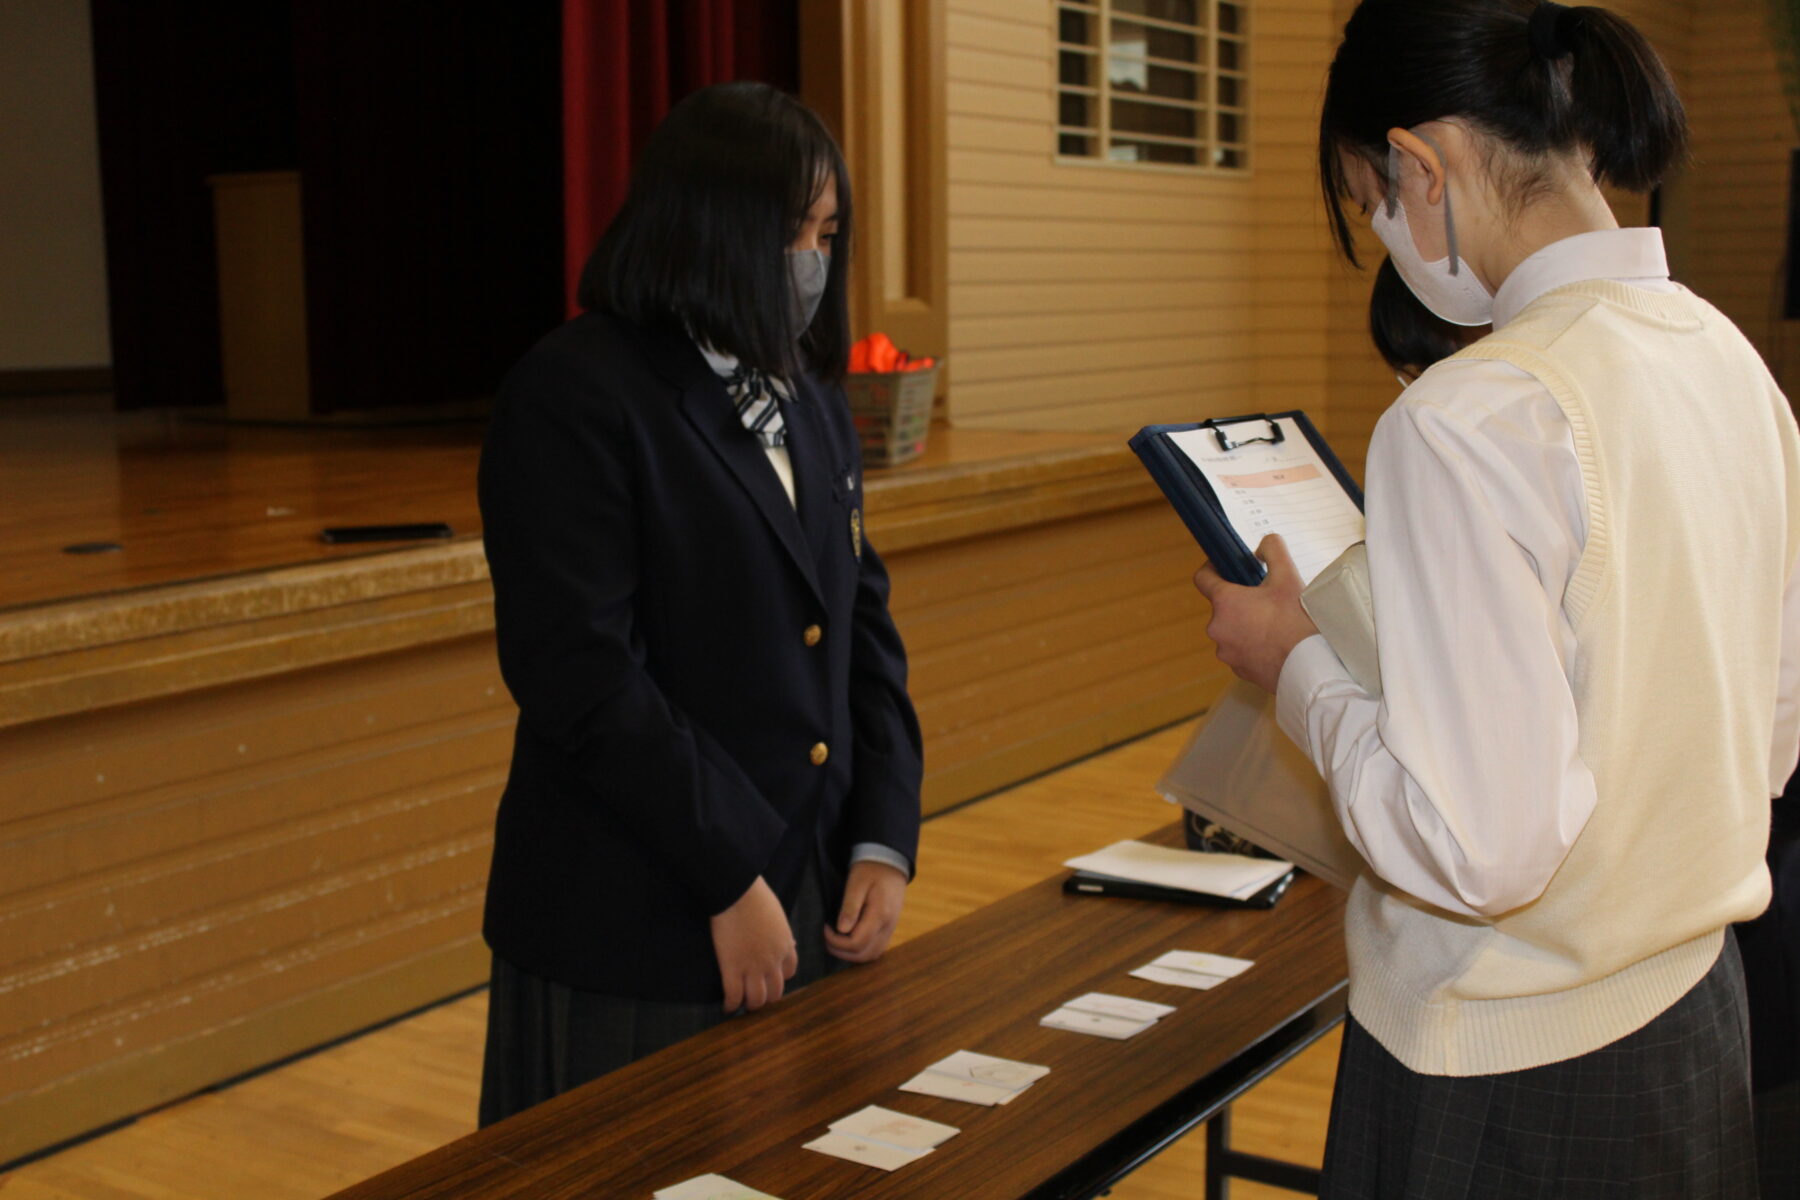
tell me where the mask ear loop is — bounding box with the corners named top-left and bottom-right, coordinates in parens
top-left (1411, 130), bottom-right (1462, 277)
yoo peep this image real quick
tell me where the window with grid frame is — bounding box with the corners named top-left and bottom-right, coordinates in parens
top-left (1055, 0), bottom-right (1249, 171)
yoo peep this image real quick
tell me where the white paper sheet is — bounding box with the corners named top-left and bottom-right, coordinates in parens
top-left (1167, 417), bottom-right (1365, 585)
top-left (1151, 950), bottom-right (1254, 978)
top-left (654, 1175), bottom-right (783, 1200)
top-left (1040, 1006), bottom-right (1156, 1039)
top-left (1064, 840), bottom-right (1292, 901)
top-left (898, 1050), bottom-right (1051, 1107)
top-left (925, 1050), bottom-right (1051, 1091)
top-left (1130, 964), bottom-right (1228, 990)
top-left (897, 1072), bottom-right (1017, 1106)
top-left (1063, 992), bottom-right (1177, 1022)
top-left (829, 1106), bottom-right (960, 1150)
top-left (802, 1131), bottom-right (932, 1171)
top-left (1157, 681), bottom-right (1367, 891)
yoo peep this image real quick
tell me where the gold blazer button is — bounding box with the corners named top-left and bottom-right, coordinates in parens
top-left (809, 742), bottom-right (830, 766)
top-left (803, 624), bottom-right (823, 647)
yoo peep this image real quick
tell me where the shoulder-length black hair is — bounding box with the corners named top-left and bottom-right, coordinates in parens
top-left (577, 81), bottom-right (854, 380)
top-left (1369, 256), bottom-right (1483, 377)
top-left (1319, 1), bottom-right (1686, 266)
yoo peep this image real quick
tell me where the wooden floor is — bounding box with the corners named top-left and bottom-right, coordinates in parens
top-left (0, 723), bottom-right (1338, 1199)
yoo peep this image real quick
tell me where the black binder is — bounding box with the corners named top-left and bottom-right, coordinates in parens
top-left (1062, 866), bottom-right (1297, 910)
top-left (1128, 412), bottom-right (1364, 587)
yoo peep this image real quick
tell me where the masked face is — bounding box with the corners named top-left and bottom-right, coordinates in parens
top-left (788, 247), bottom-right (830, 335)
top-left (1370, 140), bottom-right (1493, 328)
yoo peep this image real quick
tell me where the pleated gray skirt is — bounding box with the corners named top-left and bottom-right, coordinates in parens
top-left (1320, 933), bottom-right (1760, 1200)
top-left (477, 861), bottom-right (840, 1128)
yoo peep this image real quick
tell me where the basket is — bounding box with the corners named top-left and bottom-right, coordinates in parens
top-left (841, 364), bottom-right (939, 467)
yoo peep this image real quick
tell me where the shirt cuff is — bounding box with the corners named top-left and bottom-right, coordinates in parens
top-left (1276, 634), bottom-right (1354, 750)
top-left (850, 842), bottom-right (912, 878)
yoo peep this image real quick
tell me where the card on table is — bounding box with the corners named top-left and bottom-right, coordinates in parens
top-left (898, 1049), bottom-right (1052, 1106)
top-left (653, 1174), bottom-right (783, 1200)
top-left (1130, 964), bottom-right (1228, 990)
top-left (1040, 1006), bottom-right (1157, 1039)
top-left (802, 1131), bottom-right (934, 1172)
top-left (1153, 950), bottom-right (1254, 978)
top-left (1063, 992), bottom-right (1177, 1022)
top-left (897, 1070), bottom-right (1018, 1106)
top-left (928, 1049), bottom-right (1052, 1091)
top-left (830, 1105), bottom-right (959, 1150)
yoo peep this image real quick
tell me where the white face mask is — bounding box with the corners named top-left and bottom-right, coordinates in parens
top-left (1369, 140), bottom-right (1493, 328)
top-left (788, 248), bottom-right (830, 335)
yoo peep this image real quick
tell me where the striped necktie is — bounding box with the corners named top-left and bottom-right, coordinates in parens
top-left (721, 365), bottom-right (790, 449)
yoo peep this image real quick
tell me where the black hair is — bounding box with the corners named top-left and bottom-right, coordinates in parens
top-left (1369, 256), bottom-right (1484, 378)
top-left (1319, 1), bottom-right (1687, 265)
top-left (577, 81), bottom-right (854, 379)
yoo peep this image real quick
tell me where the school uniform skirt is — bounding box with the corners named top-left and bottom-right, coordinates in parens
top-left (477, 860), bottom-right (841, 1127)
top-left (1320, 932), bottom-right (1759, 1200)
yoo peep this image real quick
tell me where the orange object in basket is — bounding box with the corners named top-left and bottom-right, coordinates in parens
top-left (850, 333), bottom-right (936, 374)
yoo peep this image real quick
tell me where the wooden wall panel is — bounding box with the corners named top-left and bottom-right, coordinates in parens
top-left (889, 502), bottom-right (1226, 814)
top-left (941, 2), bottom-right (1743, 471)
top-left (1673, 0), bottom-right (1798, 392)
top-left (945, 0), bottom-right (1333, 434)
top-left (0, 637), bottom-right (510, 1163)
top-left (945, 1), bottom-right (1248, 431)
top-left (944, 0), bottom-right (1800, 467)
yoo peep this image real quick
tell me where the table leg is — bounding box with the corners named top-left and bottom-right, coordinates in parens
top-left (1205, 1105), bottom-right (1323, 1198)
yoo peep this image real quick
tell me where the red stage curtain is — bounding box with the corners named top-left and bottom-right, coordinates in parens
top-left (561, 0), bottom-right (798, 315)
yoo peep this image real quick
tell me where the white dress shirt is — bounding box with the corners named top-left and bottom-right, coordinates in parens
top-left (1277, 228), bottom-right (1800, 918)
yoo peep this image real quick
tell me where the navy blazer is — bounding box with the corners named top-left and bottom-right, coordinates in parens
top-left (477, 311), bottom-right (923, 1001)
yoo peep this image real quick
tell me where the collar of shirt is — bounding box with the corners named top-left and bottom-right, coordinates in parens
top-left (1491, 227), bottom-right (1672, 330)
top-left (695, 342), bottom-right (739, 377)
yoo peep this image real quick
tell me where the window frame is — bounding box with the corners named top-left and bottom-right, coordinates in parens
top-left (1052, 0), bottom-right (1252, 177)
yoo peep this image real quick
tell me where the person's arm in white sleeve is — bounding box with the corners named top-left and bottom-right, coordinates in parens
top-left (1276, 374), bottom-right (1598, 918)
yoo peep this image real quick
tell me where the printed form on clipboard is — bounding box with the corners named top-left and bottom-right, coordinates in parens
top-left (1129, 413), bottom-right (1365, 587)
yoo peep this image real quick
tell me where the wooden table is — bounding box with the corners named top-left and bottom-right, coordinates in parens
top-left (328, 841), bottom-right (1347, 1200)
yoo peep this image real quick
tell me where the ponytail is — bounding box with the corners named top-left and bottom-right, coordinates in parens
top-left (1319, 0), bottom-right (1688, 264)
top-left (1552, 5), bottom-right (1688, 192)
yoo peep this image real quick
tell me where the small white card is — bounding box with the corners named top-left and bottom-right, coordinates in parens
top-left (830, 1105), bottom-right (959, 1150)
top-left (928, 1050), bottom-right (1051, 1091)
top-left (898, 1071), bottom-right (1017, 1106)
top-left (1153, 950), bottom-right (1254, 978)
top-left (1040, 1006), bottom-right (1156, 1039)
top-left (1131, 963), bottom-right (1228, 990)
top-left (1064, 992), bottom-right (1177, 1022)
top-left (802, 1131), bottom-right (933, 1172)
top-left (654, 1175), bottom-right (782, 1200)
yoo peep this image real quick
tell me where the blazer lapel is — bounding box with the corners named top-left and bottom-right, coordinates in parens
top-left (650, 327), bottom-right (825, 604)
top-left (785, 375), bottom-right (841, 568)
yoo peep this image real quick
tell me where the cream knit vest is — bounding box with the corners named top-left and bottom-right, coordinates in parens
top-left (1348, 280), bottom-right (1800, 1076)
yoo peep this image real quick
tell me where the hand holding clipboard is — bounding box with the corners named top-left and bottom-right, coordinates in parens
top-left (1129, 412), bottom-right (1365, 587)
top-left (1134, 412), bottom-right (1380, 695)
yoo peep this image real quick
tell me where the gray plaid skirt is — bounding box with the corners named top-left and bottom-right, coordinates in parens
top-left (1321, 932), bottom-right (1759, 1200)
top-left (477, 859), bottom-right (840, 1127)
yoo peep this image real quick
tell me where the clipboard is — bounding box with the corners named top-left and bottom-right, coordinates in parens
top-left (1129, 412), bottom-right (1365, 587)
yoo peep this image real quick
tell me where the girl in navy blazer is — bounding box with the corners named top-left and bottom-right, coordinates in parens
top-left (475, 82), bottom-right (923, 1125)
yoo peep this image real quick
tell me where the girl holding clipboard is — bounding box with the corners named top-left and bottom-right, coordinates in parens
top-left (1194, 3), bottom-right (1800, 1195)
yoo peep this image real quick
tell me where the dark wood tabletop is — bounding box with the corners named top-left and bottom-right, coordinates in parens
top-left (328, 830), bottom-right (1347, 1200)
